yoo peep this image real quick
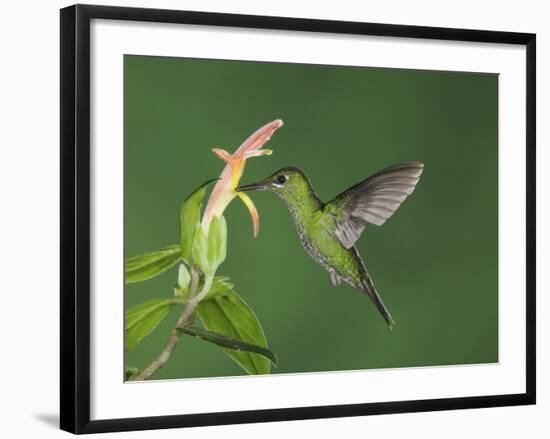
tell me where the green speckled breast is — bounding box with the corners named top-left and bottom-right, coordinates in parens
top-left (279, 192), bottom-right (365, 288)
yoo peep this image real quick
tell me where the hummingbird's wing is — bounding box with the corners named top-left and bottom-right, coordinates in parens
top-left (323, 161), bottom-right (424, 249)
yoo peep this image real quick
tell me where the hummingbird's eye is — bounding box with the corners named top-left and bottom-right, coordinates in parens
top-left (276, 175), bottom-right (287, 185)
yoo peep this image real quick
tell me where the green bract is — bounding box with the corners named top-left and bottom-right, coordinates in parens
top-left (124, 179), bottom-right (277, 379)
top-left (180, 179), bottom-right (218, 264)
top-left (175, 275), bottom-right (232, 302)
top-left (191, 223), bottom-right (209, 274)
top-left (176, 263), bottom-right (191, 298)
top-left (207, 215), bottom-right (227, 270)
top-left (192, 215), bottom-right (227, 275)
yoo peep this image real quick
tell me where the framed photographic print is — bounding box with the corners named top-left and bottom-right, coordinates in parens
top-left (60, 4), bottom-right (536, 434)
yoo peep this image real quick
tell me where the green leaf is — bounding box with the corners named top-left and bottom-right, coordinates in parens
top-left (125, 245), bottom-right (181, 284)
top-left (125, 298), bottom-right (183, 352)
top-left (180, 179), bottom-right (218, 264)
top-left (180, 326), bottom-right (277, 365)
top-left (124, 367), bottom-right (140, 381)
top-left (204, 276), bottom-right (234, 300)
top-left (179, 275), bottom-right (232, 302)
top-left (198, 288), bottom-right (272, 375)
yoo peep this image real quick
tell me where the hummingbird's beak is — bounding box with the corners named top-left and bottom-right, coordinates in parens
top-left (236, 181), bottom-right (267, 192)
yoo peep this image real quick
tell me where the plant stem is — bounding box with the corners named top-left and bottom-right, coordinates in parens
top-left (195, 273), bottom-right (214, 302)
top-left (130, 267), bottom-right (201, 381)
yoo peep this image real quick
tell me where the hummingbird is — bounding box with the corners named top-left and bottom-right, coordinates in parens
top-left (237, 161), bottom-right (424, 329)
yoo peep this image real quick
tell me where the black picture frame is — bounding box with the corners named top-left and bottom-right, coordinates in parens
top-left (60, 4), bottom-right (536, 434)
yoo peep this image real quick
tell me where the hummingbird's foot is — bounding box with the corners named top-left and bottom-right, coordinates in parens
top-left (329, 269), bottom-right (342, 287)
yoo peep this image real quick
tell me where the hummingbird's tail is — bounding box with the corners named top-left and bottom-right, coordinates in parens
top-left (360, 275), bottom-right (395, 329)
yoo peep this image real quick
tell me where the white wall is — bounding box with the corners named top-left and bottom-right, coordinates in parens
top-left (0, 0), bottom-right (546, 437)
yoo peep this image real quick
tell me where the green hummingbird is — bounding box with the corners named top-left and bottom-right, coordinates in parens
top-left (237, 161), bottom-right (424, 329)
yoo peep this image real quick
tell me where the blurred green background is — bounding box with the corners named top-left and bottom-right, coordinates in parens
top-left (124, 55), bottom-right (498, 380)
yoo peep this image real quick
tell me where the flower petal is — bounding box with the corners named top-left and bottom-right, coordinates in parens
top-left (202, 165), bottom-right (235, 232)
top-left (234, 119), bottom-right (283, 157)
top-left (237, 191), bottom-right (260, 237)
top-left (244, 149), bottom-right (273, 159)
top-left (202, 119), bottom-right (283, 236)
top-left (212, 148), bottom-right (237, 165)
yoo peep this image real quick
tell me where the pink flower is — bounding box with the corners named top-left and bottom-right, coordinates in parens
top-left (202, 119), bottom-right (284, 237)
